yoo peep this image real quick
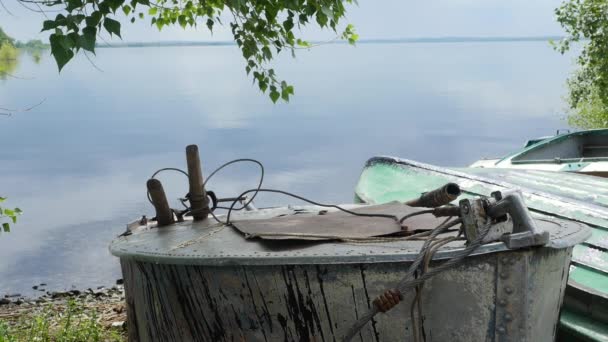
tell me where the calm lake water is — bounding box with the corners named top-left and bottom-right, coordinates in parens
top-left (0, 41), bottom-right (572, 296)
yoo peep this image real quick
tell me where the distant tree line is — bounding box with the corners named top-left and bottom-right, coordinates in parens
top-left (0, 26), bottom-right (48, 51)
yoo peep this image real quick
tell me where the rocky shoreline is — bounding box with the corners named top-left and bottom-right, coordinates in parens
top-left (0, 280), bottom-right (127, 340)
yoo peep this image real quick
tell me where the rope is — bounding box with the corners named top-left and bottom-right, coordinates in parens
top-left (342, 220), bottom-right (492, 342)
top-left (202, 158), bottom-right (264, 212)
top-left (411, 236), bottom-right (460, 342)
top-left (146, 167), bottom-right (189, 204)
top-left (399, 209), bottom-right (434, 224)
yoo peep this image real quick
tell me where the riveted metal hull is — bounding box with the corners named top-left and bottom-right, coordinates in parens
top-left (355, 156), bottom-right (608, 340)
top-left (121, 247), bottom-right (572, 342)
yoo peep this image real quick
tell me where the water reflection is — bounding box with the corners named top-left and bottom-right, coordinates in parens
top-left (0, 43), bottom-right (18, 79)
top-left (0, 44), bottom-right (44, 81)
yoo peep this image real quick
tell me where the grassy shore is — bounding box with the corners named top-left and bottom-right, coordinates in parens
top-left (0, 286), bottom-right (127, 341)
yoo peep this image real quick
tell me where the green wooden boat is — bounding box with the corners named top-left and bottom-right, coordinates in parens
top-left (355, 156), bottom-right (608, 341)
top-left (471, 129), bottom-right (608, 177)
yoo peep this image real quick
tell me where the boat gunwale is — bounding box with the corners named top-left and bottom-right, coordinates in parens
top-left (495, 129), bottom-right (608, 166)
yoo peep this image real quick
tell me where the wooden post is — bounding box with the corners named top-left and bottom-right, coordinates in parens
top-left (147, 179), bottom-right (174, 227)
top-left (186, 144), bottom-right (210, 220)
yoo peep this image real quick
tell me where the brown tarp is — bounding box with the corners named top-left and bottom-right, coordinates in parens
top-left (231, 202), bottom-right (450, 241)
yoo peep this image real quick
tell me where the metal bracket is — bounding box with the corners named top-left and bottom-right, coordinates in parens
top-left (460, 190), bottom-right (549, 249)
top-left (460, 197), bottom-right (511, 244)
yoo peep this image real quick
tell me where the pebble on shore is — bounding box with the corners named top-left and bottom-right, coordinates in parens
top-left (0, 284), bottom-right (127, 331)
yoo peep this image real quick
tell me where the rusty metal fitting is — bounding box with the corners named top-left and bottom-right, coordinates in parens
top-left (405, 183), bottom-right (461, 208)
top-left (373, 289), bottom-right (402, 313)
top-left (432, 205), bottom-right (461, 217)
top-left (147, 179), bottom-right (175, 227)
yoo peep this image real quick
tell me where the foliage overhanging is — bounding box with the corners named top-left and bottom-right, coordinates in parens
top-left (554, 0), bottom-right (608, 128)
top-left (35, 0), bottom-right (359, 102)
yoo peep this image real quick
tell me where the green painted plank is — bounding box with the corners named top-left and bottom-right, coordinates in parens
top-left (560, 309), bottom-right (608, 342)
top-left (572, 245), bottom-right (608, 275)
top-left (570, 264), bottom-right (608, 295)
top-left (584, 229), bottom-right (608, 250)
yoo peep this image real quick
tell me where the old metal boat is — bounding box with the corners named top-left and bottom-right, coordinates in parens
top-left (356, 156), bottom-right (608, 341)
top-left (471, 129), bottom-right (608, 177)
top-left (109, 146), bottom-right (593, 341)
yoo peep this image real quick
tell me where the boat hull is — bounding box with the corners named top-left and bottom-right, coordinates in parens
top-left (121, 247), bottom-right (572, 341)
top-left (355, 156), bottom-right (608, 341)
top-left (471, 129), bottom-right (608, 177)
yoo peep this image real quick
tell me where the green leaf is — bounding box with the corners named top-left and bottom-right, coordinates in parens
top-left (206, 18), bottom-right (214, 31)
top-left (42, 20), bottom-right (57, 32)
top-left (321, 6), bottom-right (333, 18)
top-left (50, 34), bottom-right (75, 71)
top-left (258, 80), bottom-right (267, 92)
top-left (65, 0), bottom-right (83, 12)
top-left (178, 15), bottom-right (187, 28)
top-left (269, 90), bottom-right (280, 103)
top-left (80, 26), bottom-right (97, 52)
top-left (14, 208), bottom-right (22, 214)
top-left (281, 89), bottom-right (290, 101)
top-left (2, 223), bottom-right (9, 233)
top-left (105, 0), bottom-right (124, 13)
top-left (122, 5), bottom-right (132, 15)
top-left (86, 11), bottom-right (103, 27)
top-left (54, 14), bottom-right (67, 26)
top-left (103, 18), bottom-right (122, 38)
top-left (283, 18), bottom-right (294, 31)
top-left (148, 7), bottom-right (157, 15)
top-left (262, 46), bottom-right (272, 60)
top-left (316, 12), bottom-right (328, 27)
top-left (65, 32), bottom-right (79, 49)
top-left (98, 2), bottom-right (110, 14)
top-left (0, 197), bottom-right (5, 203)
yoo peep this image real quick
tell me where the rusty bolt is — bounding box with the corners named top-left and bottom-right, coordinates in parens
top-left (505, 286), bottom-right (513, 294)
top-left (498, 299), bottom-right (507, 306)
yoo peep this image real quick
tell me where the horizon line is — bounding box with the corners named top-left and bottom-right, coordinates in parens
top-left (97, 35), bottom-right (563, 48)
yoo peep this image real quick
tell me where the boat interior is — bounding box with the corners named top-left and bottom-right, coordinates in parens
top-left (511, 131), bottom-right (608, 164)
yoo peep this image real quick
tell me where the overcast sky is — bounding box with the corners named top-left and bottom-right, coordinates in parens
top-left (2, 0), bottom-right (565, 42)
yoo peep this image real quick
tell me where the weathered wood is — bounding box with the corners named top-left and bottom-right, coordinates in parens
top-left (146, 179), bottom-right (174, 227)
top-left (185, 145), bottom-right (210, 220)
top-left (119, 247), bottom-right (572, 342)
